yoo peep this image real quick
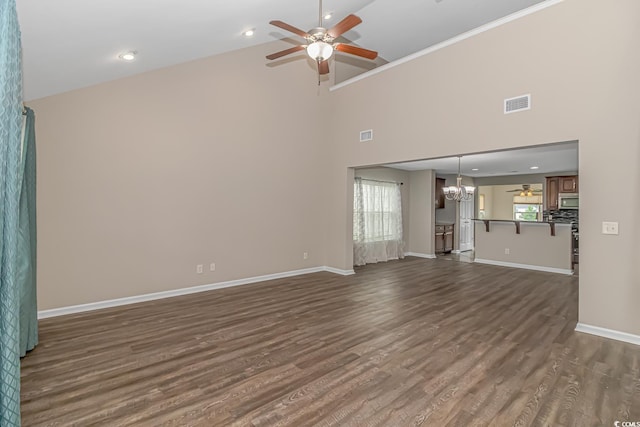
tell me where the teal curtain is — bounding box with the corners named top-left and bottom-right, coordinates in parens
top-left (0, 0), bottom-right (24, 425)
top-left (18, 107), bottom-right (37, 357)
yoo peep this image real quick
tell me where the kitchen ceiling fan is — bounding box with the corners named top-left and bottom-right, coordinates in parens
top-left (507, 184), bottom-right (542, 196)
top-left (266, 0), bottom-right (378, 79)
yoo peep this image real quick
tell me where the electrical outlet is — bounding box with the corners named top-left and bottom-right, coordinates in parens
top-left (303, 252), bottom-right (308, 260)
top-left (196, 264), bottom-right (203, 274)
top-left (210, 262), bottom-right (216, 271)
top-left (602, 221), bottom-right (619, 235)
top-left (504, 248), bottom-right (510, 255)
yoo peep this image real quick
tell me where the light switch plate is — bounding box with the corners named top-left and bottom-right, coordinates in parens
top-left (602, 221), bottom-right (619, 235)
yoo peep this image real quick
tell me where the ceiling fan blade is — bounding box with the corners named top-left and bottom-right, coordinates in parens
top-left (327, 14), bottom-right (362, 38)
top-left (318, 60), bottom-right (329, 75)
top-left (335, 43), bottom-right (378, 60)
top-left (269, 20), bottom-right (311, 39)
top-left (266, 45), bottom-right (306, 60)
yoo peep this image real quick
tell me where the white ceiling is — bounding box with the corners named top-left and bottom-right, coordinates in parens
top-left (17, 0), bottom-right (546, 101)
top-left (385, 142), bottom-right (578, 178)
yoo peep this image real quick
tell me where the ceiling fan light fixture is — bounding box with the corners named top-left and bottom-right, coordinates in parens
top-left (307, 41), bottom-right (333, 61)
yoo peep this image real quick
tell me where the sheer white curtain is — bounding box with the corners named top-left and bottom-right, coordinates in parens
top-left (353, 178), bottom-right (405, 266)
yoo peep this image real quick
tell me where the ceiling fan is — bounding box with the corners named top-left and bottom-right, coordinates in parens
top-left (507, 184), bottom-right (542, 196)
top-left (266, 0), bottom-right (378, 79)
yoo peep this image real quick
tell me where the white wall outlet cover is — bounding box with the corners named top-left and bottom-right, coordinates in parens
top-left (602, 221), bottom-right (619, 235)
top-left (210, 263), bottom-right (216, 271)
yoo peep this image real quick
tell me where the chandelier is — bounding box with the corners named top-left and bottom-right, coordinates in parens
top-left (443, 156), bottom-right (475, 201)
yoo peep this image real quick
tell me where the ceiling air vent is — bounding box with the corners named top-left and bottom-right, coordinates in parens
top-left (504, 94), bottom-right (531, 114)
top-left (360, 129), bottom-right (373, 142)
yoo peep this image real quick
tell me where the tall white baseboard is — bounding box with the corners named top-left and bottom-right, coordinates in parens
top-left (38, 266), bottom-right (353, 319)
top-left (575, 323), bottom-right (640, 346)
top-left (324, 266), bottom-right (356, 276)
top-left (405, 252), bottom-right (437, 259)
top-left (474, 258), bottom-right (573, 275)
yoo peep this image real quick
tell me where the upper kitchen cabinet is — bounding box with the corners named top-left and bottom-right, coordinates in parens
top-left (546, 175), bottom-right (579, 210)
top-left (559, 176), bottom-right (579, 193)
top-left (546, 177), bottom-right (559, 210)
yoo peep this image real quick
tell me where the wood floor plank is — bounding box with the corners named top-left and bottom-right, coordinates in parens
top-left (20, 256), bottom-right (640, 426)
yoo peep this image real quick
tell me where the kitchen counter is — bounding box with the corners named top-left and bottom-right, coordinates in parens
top-left (473, 219), bottom-right (573, 274)
top-left (473, 218), bottom-right (572, 236)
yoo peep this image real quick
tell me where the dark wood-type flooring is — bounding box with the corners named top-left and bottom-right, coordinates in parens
top-left (21, 257), bottom-right (640, 426)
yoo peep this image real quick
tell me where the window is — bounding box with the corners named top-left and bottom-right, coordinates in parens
top-left (353, 179), bottom-right (402, 242)
top-left (513, 195), bottom-right (543, 221)
top-left (353, 178), bottom-right (404, 266)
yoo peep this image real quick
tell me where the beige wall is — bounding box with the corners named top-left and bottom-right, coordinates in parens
top-left (478, 187), bottom-right (493, 219)
top-left (29, 0), bottom-right (640, 338)
top-left (481, 185), bottom-right (517, 220)
top-left (325, 0), bottom-right (640, 335)
top-left (486, 186), bottom-right (511, 220)
top-left (408, 170), bottom-right (436, 255)
top-left (30, 42), bottom-right (331, 309)
top-left (475, 222), bottom-right (572, 271)
top-left (335, 54), bottom-right (389, 85)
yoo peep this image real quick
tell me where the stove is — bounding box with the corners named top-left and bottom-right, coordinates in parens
top-left (544, 209), bottom-right (579, 267)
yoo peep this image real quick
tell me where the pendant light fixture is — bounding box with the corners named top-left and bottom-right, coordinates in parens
top-left (443, 156), bottom-right (475, 201)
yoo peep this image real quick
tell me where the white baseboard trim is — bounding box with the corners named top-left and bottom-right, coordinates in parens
top-left (38, 266), bottom-right (350, 319)
top-left (473, 258), bottom-right (573, 275)
top-left (575, 323), bottom-right (640, 346)
top-left (324, 266), bottom-right (356, 276)
top-left (405, 252), bottom-right (437, 259)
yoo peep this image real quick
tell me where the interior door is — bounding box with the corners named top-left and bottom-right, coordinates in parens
top-left (459, 198), bottom-right (475, 252)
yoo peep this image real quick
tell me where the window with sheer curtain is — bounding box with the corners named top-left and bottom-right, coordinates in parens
top-left (353, 178), bottom-right (405, 266)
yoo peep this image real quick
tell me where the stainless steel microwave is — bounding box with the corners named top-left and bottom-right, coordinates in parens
top-left (559, 193), bottom-right (579, 209)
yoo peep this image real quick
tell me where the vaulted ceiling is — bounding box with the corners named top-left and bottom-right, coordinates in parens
top-left (17, 0), bottom-right (545, 100)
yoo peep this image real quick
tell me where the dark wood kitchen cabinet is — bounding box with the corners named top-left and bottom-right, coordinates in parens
top-left (559, 176), bottom-right (578, 193)
top-left (546, 175), bottom-right (578, 210)
top-left (435, 223), bottom-right (454, 254)
top-left (435, 178), bottom-right (445, 209)
top-left (546, 177), bottom-right (559, 210)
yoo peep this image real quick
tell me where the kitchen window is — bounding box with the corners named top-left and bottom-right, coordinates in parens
top-left (513, 195), bottom-right (543, 221)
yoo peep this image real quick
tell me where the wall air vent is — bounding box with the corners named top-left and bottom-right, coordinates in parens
top-left (504, 94), bottom-right (531, 114)
top-left (360, 129), bottom-right (373, 142)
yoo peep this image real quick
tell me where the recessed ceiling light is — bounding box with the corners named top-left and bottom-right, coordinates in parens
top-left (324, 13), bottom-right (333, 20)
top-left (118, 51), bottom-right (137, 61)
top-left (243, 29), bottom-right (255, 37)
top-left (471, 168), bottom-right (479, 171)
top-left (530, 166), bottom-right (540, 170)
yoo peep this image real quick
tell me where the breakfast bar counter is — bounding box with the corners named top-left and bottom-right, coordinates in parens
top-left (473, 219), bottom-right (573, 275)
